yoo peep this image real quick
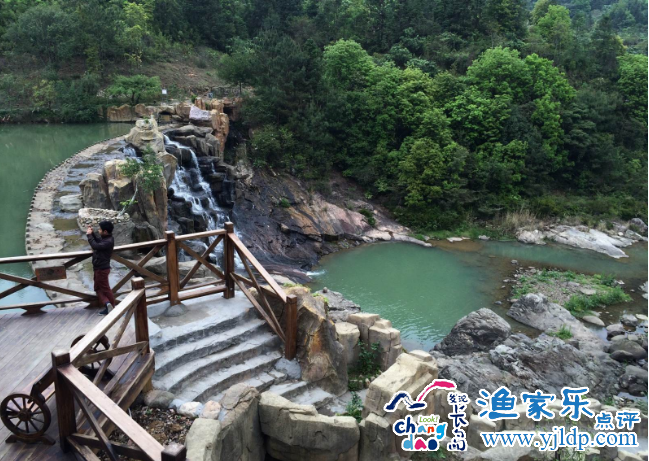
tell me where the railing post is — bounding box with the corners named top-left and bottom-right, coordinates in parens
top-left (52, 350), bottom-right (76, 452)
top-left (162, 443), bottom-right (187, 461)
top-left (223, 222), bottom-right (235, 299)
top-left (284, 295), bottom-right (297, 360)
top-left (165, 231), bottom-right (180, 306)
top-left (132, 278), bottom-right (149, 353)
top-left (132, 277), bottom-right (153, 392)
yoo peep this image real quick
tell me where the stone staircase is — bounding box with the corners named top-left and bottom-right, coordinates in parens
top-left (149, 291), bottom-right (335, 408)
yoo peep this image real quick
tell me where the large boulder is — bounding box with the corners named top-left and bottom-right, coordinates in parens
top-left (434, 308), bottom-right (511, 355)
top-left (619, 365), bottom-right (648, 396)
top-left (125, 117), bottom-right (165, 153)
top-left (507, 293), bottom-right (604, 353)
top-left (157, 152), bottom-right (177, 187)
top-left (103, 159), bottom-right (135, 212)
top-left (80, 172), bottom-right (111, 209)
top-left (106, 104), bottom-right (136, 122)
top-left (433, 332), bottom-right (621, 401)
top-left (358, 413), bottom-right (391, 461)
top-left (259, 392), bottom-right (360, 461)
top-left (319, 288), bottom-right (361, 322)
top-left (189, 105), bottom-right (212, 125)
top-left (175, 102), bottom-right (192, 121)
top-left (608, 340), bottom-right (647, 361)
top-left (216, 384), bottom-right (264, 461)
top-left (59, 194), bottom-right (83, 212)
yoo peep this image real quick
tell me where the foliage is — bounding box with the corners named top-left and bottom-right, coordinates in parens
top-left (358, 209), bottom-right (376, 227)
top-left (1, 0), bottom-right (647, 227)
top-left (343, 392), bottom-right (364, 422)
top-left (106, 75), bottom-right (161, 105)
top-left (278, 198), bottom-right (291, 209)
top-left (119, 147), bottom-right (164, 194)
top-left (357, 341), bottom-right (381, 376)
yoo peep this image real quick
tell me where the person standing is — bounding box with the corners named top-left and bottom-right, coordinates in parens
top-left (87, 221), bottom-right (116, 315)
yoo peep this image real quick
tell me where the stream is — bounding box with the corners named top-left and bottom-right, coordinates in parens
top-left (310, 239), bottom-right (648, 351)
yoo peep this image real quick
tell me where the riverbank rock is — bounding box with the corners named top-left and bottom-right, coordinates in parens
top-left (619, 365), bottom-right (648, 396)
top-left (186, 418), bottom-right (221, 461)
top-left (125, 116), bottom-right (165, 153)
top-left (433, 332), bottom-right (620, 401)
top-left (608, 340), bottom-right (647, 361)
top-left (317, 288), bottom-right (361, 322)
top-left (516, 225), bottom-right (635, 258)
top-left (433, 308), bottom-right (511, 355)
top-left (216, 384), bottom-right (264, 461)
top-left (259, 392), bottom-right (360, 461)
top-left (507, 293), bottom-right (604, 352)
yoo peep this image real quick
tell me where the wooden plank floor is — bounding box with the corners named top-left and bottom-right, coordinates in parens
top-left (0, 306), bottom-right (135, 461)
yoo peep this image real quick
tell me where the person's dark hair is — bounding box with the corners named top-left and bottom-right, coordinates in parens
top-left (99, 221), bottom-right (114, 234)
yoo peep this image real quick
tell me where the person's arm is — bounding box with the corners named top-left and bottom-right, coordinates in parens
top-left (87, 228), bottom-right (112, 251)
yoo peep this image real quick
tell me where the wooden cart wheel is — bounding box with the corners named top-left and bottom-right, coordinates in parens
top-left (0, 393), bottom-right (51, 441)
top-left (71, 334), bottom-right (112, 377)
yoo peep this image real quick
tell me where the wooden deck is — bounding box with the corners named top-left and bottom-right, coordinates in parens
top-left (0, 305), bottom-right (134, 461)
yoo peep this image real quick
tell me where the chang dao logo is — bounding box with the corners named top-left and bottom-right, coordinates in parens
top-left (383, 379), bottom-right (467, 452)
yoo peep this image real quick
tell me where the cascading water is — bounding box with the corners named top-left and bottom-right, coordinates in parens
top-left (164, 135), bottom-right (232, 259)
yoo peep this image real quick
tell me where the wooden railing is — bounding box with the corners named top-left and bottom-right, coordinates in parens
top-left (0, 223), bottom-right (297, 360)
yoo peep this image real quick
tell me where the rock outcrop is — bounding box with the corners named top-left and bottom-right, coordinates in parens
top-left (259, 392), bottom-right (360, 461)
top-left (516, 223), bottom-right (646, 258)
top-left (125, 116), bottom-right (165, 153)
top-left (106, 104), bottom-right (137, 122)
top-left (318, 288), bottom-right (361, 322)
top-left (434, 308), bottom-right (511, 356)
top-left (335, 322), bottom-right (360, 369)
top-left (507, 294), bottom-right (605, 353)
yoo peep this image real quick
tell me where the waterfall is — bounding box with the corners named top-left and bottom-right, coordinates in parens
top-left (164, 135), bottom-right (231, 259)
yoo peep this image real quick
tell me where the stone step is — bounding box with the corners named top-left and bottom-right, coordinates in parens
top-left (292, 387), bottom-right (336, 409)
top-left (210, 371), bottom-right (286, 402)
top-left (154, 319), bottom-right (269, 377)
top-left (266, 381), bottom-right (309, 400)
top-left (175, 351), bottom-right (283, 402)
top-left (154, 332), bottom-right (281, 394)
top-left (266, 381), bottom-right (335, 410)
top-left (151, 306), bottom-right (257, 353)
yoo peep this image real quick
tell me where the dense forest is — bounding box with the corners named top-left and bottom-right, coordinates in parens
top-left (0, 0), bottom-right (647, 231)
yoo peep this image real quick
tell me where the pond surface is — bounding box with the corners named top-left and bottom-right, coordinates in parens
top-left (0, 124), bottom-right (132, 307)
top-left (310, 239), bottom-right (648, 350)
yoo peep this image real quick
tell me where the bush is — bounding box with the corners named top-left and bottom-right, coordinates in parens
top-left (357, 341), bottom-right (381, 376)
top-left (278, 198), bottom-right (291, 208)
top-left (343, 392), bottom-right (363, 422)
top-left (358, 208), bottom-right (376, 227)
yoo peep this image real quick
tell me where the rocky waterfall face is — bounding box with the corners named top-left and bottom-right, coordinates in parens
top-left (164, 134), bottom-right (234, 259)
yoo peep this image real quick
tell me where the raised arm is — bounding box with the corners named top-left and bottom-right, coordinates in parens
top-left (87, 232), bottom-right (113, 251)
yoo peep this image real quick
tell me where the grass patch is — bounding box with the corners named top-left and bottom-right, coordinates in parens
top-left (564, 287), bottom-right (631, 318)
top-left (548, 324), bottom-right (573, 340)
top-left (278, 198), bottom-right (291, 208)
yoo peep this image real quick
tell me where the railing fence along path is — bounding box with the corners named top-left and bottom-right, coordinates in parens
top-left (0, 223), bottom-right (297, 459)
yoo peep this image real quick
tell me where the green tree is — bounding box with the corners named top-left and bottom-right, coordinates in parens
top-left (106, 75), bottom-right (161, 104)
top-left (535, 5), bottom-right (572, 58)
top-left (617, 54), bottom-right (648, 126)
top-left (3, 4), bottom-right (77, 64)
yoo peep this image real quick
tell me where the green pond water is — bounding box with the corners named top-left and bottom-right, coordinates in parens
top-left (0, 124), bottom-right (132, 307)
top-left (310, 240), bottom-right (648, 350)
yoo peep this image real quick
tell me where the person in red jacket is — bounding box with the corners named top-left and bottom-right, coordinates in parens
top-left (86, 221), bottom-right (116, 315)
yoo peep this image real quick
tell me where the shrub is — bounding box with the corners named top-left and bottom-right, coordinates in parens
top-left (343, 392), bottom-right (363, 422)
top-left (278, 198), bottom-right (291, 208)
top-left (106, 75), bottom-right (161, 104)
top-left (357, 341), bottom-right (381, 376)
top-left (358, 208), bottom-right (376, 227)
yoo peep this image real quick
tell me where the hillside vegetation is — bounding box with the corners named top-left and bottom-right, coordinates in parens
top-left (0, 0), bottom-right (646, 230)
